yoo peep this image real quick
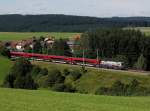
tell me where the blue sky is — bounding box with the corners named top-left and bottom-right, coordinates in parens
top-left (0, 0), bottom-right (150, 17)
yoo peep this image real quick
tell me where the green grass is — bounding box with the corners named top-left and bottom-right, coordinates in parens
top-left (33, 61), bottom-right (150, 93)
top-left (0, 88), bottom-right (150, 111)
top-left (0, 56), bottom-right (12, 84)
top-left (0, 32), bottom-right (81, 41)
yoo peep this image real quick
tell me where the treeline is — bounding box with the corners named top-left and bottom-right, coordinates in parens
top-left (96, 79), bottom-right (150, 96)
top-left (1, 14), bottom-right (150, 32)
top-left (80, 28), bottom-right (150, 70)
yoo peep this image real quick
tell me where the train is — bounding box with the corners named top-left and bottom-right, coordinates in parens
top-left (10, 52), bottom-right (124, 70)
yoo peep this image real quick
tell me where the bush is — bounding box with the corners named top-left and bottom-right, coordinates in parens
top-left (64, 84), bottom-right (76, 93)
top-left (95, 87), bottom-right (110, 95)
top-left (30, 65), bottom-right (41, 77)
top-left (14, 75), bottom-right (37, 90)
top-left (95, 79), bottom-right (150, 96)
top-left (63, 68), bottom-right (70, 76)
top-left (52, 83), bottom-right (76, 93)
top-left (111, 80), bottom-right (125, 96)
top-left (39, 68), bottom-right (48, 76)
top-left (3, 73), bottom-right (15, 88)
top-left (47, 69), bottom-right (65, 87)
top-left (52, 83), bottom-right (66, 92)
top-left (36, 75), bottom-right (49, 88)
top-left (70, 70), bottom-right (82, 81)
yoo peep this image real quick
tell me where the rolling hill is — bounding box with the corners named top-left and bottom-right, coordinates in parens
top-left (0, 14), bottom-right (150, 32)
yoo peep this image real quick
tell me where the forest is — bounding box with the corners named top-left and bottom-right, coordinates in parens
top-left (0, 14), bottom-right (150, 32)
top-left (80, 28), bottom-right (150, 71)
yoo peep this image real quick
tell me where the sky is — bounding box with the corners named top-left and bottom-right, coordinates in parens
top-left (0, 0), bottom-right (150, 17)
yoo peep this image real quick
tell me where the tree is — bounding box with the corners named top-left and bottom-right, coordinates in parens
top-left (0, 45), bottom-right (10, 58)
top-left (3, 58), bottom-right (37, 90)
top-left (134, 54), bottom-right (147, 70)
top-left (51, 39), bottom-right (72, 56)
top-left (33, 39), bottom-right (42, 53)
top-left (11, 58), bottom-right (32, 77)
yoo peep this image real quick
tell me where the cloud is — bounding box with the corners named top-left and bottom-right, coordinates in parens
top-left (0, 0), bottom-right (150, 17)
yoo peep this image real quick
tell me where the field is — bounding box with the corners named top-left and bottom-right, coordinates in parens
top-left (0, 88), bottom-right (150, 111)
top-left (134, 27), bottom-right (150, 36)
top-left (0, 32), bottom-right (81, 41)
top-left (127, 27), bottom-right (150, 36)
top-left (0, 56), bottom-right (12, 84)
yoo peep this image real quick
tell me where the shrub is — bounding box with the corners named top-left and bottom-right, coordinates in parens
top-left (39, 68), bottom-right (48, 76)
top-left (70, 70), bottom-right (82, 81)
top-left (3, 73), bottom-right (15, 88)
top-left (63, 68), bottom-right (70, 76)
top-left (111, 80), bottom-right (125, 96)
top-left (95, 87), bottom-right (110, 95)
top-left (52, 83), bottom-right (65, 92)
top-left (30, 65), bottom-right (41, 77)
top-left (47, 69), bottom-right (65, 87)
top-left (64, 84), bottom-right (76, 93)
top-left (36, 75), bottom-right (49, 88)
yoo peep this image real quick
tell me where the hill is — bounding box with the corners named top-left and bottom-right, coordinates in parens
top-left (33, 61), bottom-right (150, 94)
top-left (1, 56), bottom-right (150, 94)
top-left (1, 14), bottom-right (150, 32)
top-left (0, 88), bottom-right (150, 111)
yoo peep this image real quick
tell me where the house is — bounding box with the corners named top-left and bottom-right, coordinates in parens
top-left (15, 39), bottom-right (33, 51)
top-left (67, 35), bottom-right (81, 52)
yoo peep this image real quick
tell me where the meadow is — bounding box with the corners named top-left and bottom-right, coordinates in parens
top-left (0, 32), bottom-right (81, 41)
top-left (0, 88), bottom-right (150, 111)
top-left (129, 27), bottom-right (150, 36)
top-left (0, 56), bottom-right (12, 84)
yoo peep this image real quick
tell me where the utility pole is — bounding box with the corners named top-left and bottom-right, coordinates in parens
top-left (82, 49), bottom-right (86, 72)
top-left (97, 49), bottom-right (100, 68)
top-left (82, 49), bottom-right (85, 67)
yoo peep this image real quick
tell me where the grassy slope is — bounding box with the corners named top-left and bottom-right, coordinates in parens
top-left (33, 61), bottom-right (150, 93)
top-left (0, 88), bottom-right (150, 111)
top-left (0, 57), bottom-right (150, 93)
top-left (0, 56), bottom-right (12, 84)
top-left (0, 32), bottom-right (80, 41)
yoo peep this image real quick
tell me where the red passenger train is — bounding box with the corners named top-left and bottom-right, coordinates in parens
top-left (10, 52), bottom-right (101, 67)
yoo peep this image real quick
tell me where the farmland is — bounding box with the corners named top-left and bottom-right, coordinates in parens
top-left (129, 27), bottom-right (150, 36)
top-left (0, 32), bottom-right (81, 41)
top-left (0, 88), bottom-right (150, 111)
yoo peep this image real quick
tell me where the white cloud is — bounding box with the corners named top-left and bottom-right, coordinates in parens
top-left (0, 0), bottom-right (150, 17)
